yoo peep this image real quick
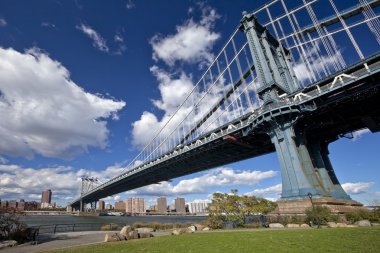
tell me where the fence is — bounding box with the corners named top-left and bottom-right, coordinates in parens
top-left (30, 223), bottom-right (125, 234)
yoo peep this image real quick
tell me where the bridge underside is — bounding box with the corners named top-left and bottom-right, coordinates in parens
top-left (72, 55), bottom-right (380, 213)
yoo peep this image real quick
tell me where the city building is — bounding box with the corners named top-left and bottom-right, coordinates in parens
top-left (157, 197), bottom-right (167, 214)
top-left (175, 197), bottom-right (186, 214)
top-left (188, 201), bottom-right (209, 214)
top-left (8, 200), bottom-right (18, 209)
top-left (105, 203), bottom-right (112, 210)
top-left (115, 200), bottom-right (126, 210)
top-left (98, 200), bottom-right (105, 210)
top-left (125, 198), bottom-right (146, 213)
top-left (41, 189), bottom-right (52, 208)
top-left (149, 205), bottom-right (157, 212)
top-left (0, 200), bottom-right (8, 209)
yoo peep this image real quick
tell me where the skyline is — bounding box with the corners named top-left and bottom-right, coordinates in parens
top-left (0, 0), bottom-right (379, 207)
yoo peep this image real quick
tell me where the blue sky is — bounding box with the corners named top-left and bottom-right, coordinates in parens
top-left (0, 0), bottom-right (379, 207)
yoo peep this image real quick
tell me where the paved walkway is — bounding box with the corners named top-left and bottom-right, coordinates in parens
top-left (1, 231), bottom-right (115, 253)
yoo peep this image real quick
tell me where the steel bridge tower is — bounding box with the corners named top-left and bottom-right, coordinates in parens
top-left (240, 12), bottom-right (358, 213)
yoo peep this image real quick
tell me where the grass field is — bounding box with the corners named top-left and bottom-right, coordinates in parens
top-left (50, 227), bottom-right (380, 253)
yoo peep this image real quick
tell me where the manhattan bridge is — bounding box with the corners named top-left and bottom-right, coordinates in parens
top-left (71, 0), bottom-right (380, 213)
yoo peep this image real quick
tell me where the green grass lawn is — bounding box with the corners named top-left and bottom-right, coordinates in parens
top-left (50, 227), bottom-right (380, 253)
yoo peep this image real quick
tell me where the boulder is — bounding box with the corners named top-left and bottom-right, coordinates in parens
top-left (128, 230), bottom-right (139, 240)
top-left (286, 224), bottom-right (300, 228)
top-left (104, 233), bottom-right (124, 242)
top-left (355, 220), bottom-right (371, 227)
top-left (327, 222), bottom-right (337, 228)
top-left (336, 223), bottom-right (347, 228)
top-left (139, 232), bottom-right (154, 238)
top-left (202, 227), bottom-right (210, 231)
top-left (120, 225), bottom-right (132, 237)
top-left (0, 240), bottom-right (17, 249)
top-left (188, 225), bottom-right (196, 232)
top-left (347, 225), bottom-right (358, 228)
top-left (171, 227), bottom-right (193, 235)
top-left (194, 224), bottom-right (205, 231)
top-left (269, 223), bottom-right (284, 228)
top-left (137, 227), bottom-right (154, 233)
top-left (300, 224), bottom-right (310, 228)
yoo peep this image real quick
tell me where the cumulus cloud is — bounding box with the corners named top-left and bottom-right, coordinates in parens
top-left (342, 182), bottom-right (374, 194)
top-left (150, 7), bottom-right (220, 66)
top-left (126, 168), bottom-right (277, 196)
top-left (245, 184), bottom-right (282, 197)
top-left (352, 128), bottom-right (370, 141)
top-left (76, 23), bottom-right (109, 52)
top-left (0, 163), bottom-right (123, 202)
top-left (0, 47), bottom-right (125, 159)
top-left (0, 18), bottom-right (7, 27)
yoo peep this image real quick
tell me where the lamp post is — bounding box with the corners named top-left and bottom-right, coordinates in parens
top-left (307, 192), bottom-right (321, 228)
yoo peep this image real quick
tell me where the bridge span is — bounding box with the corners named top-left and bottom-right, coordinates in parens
top-left (71, 0), bottom-right (380, 213)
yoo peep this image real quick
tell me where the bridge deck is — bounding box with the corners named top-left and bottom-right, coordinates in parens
top-left (71, 54), bottom-right (380, 207)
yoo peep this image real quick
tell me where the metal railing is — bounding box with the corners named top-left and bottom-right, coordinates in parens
top-left (30, 223), bottom-right (124, 234)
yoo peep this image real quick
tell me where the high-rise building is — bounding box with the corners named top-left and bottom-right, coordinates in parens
top-left (125, 198), bottom-right (146, 213)
top-left (115, 201), bottom-right (126, 210)
top-left (8, 200), bottom-right (18, 209)
top-left (1, 200), bottom-right (8, 209)
top-left (157, 197), bottom-right (167, 214)
top-left (105, 203), bottom-right (112, 210)
top-left (188, 201), bottom-right (209, 214)
top-left (41, 189), bottom-right (52, 204)
top-left (175, 197), bottom-right (186, 214)
top-left (98, 200), bottom-right (105, 210)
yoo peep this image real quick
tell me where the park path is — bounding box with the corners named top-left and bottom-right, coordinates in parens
top-left (1, 231), bottom-right (113, 253)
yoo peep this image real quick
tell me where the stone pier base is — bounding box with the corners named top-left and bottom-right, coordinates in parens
top-left (272, 198), bottom-right (364, 215)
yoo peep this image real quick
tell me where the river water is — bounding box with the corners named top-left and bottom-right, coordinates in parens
top-left (21, 215), bottom-right (207, 226)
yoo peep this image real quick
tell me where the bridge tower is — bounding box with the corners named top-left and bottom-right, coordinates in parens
top-left (78, 177), bottom-right (100, 212)
top-left (240, 12), bottom-right (361, 213)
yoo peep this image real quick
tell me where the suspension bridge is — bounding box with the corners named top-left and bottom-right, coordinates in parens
top-left (70, 0), bottom-right (380, 214)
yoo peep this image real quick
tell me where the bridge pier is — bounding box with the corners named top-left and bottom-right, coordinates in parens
top-left (269, 121), bottom-right (362, 214)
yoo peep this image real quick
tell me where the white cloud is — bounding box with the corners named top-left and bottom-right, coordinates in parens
top-left (0, 163), bottom-right (123, 203)
top-left (342, 182), bottom-right (374, 194)
top-left (0, 18), bottom-right (7, 27)
top-left (126, 168), bottom-right (277, 196)
top-left (41, 22), bottom-right (56, 28)
top-left (0, 47), bottom-right (125, 159)
top-left (76, 23), bottom-right (109, 52)
top-left (126, 0), bottom-right (135, 9)
top-left (245, 184), bottom-right (282, 197)
top-left (352, 128), bottom-right (370, 141)
top-left (150, 8), bottom-right (220, 66)
top-left (0, 156), bottom-right (8, 164)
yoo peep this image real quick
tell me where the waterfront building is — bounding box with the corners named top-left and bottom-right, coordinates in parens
top-left (41, 189), bottom-right (52, 207)
top-left (18, 199), bottom-right (25, 211)
top-left (98, 200), bottom-right (105, 210)
top-left (157, 197), bottom-right (167, 214)
top-left (125, 198), bottom-right (146, 213)
top-left (105, 203), bottom-right (112, 210)
top-left (175, 197), bottom-right (186, 214)
top-left (188, 201), bottom-right (209, 214)
top-left (0, 200), bottom-right (8, 209)
top-left (8, 200), bottom-right (18, 209)
top-left (115, 200), bottom-right (126, 210)
top-left (149, 205), bottom-right (157, 212)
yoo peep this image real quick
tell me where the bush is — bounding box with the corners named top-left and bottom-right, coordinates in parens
top-left (207, 214), bottom-right (225, 229)
top-left (305, 206), bottom-right (337, 225)
top-left (100, 223), bottom-right (118, 231)
top-left (0, 210), bottom-right (28, 242)
top-left (345, 209), bottom-right (380, 223)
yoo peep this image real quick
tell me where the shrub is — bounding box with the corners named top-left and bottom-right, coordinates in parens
top-left (100, 223), bottom-right (118, 231)
top-left (345, 209), bottom-right (380, 223)
top-left (305, 206), bottom-right (337, 225)
top-left (0, 210), bottom-right (28, 242)
top-left (207, 214), bottom-right (225, 229)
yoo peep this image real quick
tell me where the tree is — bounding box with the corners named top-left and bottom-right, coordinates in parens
top-left (0, 209), bottom-right (27, 241)
top-left (207, 190), bottom-right (277, 228)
